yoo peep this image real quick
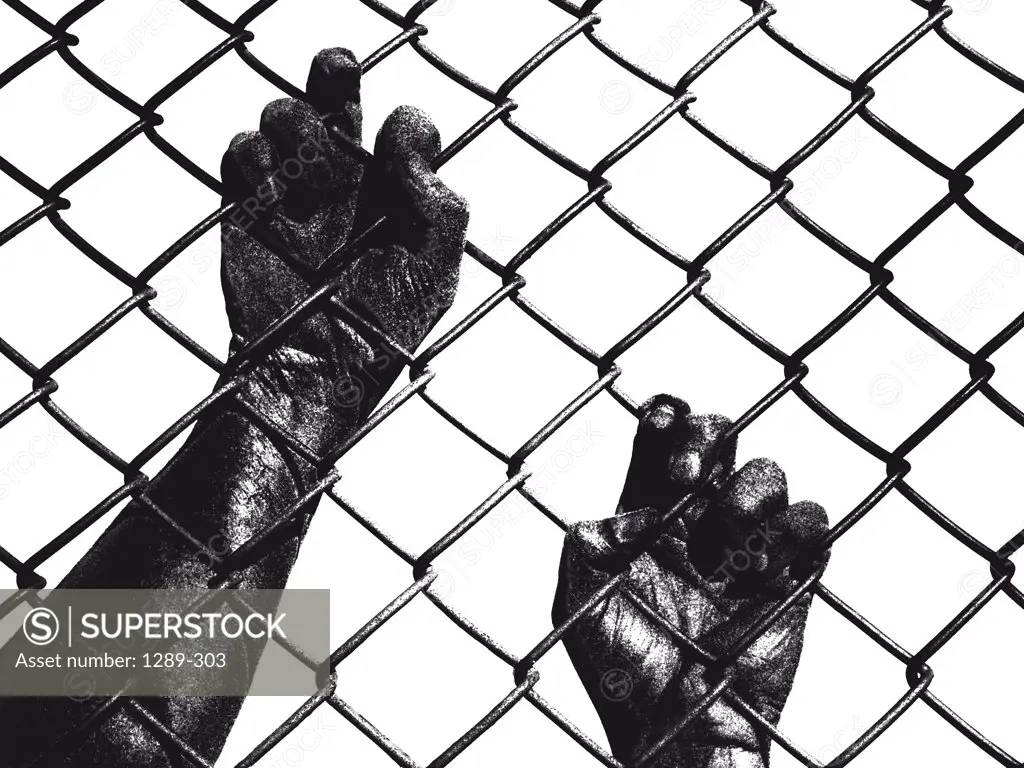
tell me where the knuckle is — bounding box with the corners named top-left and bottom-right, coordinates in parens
top-left (431, 185), bottom-right (469, 235)
top-left (565, 520), bottom-right (613, 563)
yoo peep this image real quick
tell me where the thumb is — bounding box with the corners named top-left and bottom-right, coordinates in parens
top-left (555, 509), bottom-right (668, 627)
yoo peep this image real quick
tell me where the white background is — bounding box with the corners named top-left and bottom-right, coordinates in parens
top-left (1, 0), bottom-right (1024, 766)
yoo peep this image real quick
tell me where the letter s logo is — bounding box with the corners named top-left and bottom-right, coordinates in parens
top-left (23, 607), bottom-right (59, 646)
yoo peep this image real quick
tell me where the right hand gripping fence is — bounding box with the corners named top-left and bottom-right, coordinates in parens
top-left (0, 0), bottom-right (1022, 765)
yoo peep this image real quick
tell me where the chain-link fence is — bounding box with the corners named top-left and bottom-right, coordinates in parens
top-left (0, 0), bottom-right (1022, 765)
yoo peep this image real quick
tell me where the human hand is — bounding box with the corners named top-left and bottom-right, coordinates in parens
top-left (553, 394), bottom-right (829, 768)
top-left (220, 46), bottom-right (468, 456)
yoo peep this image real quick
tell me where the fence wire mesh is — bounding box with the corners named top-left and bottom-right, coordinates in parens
top-left (0, 0), bottom-right (1022, 765)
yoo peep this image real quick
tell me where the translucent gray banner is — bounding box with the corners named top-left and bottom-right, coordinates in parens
top-left (0, 589), bottom-right (330, 697)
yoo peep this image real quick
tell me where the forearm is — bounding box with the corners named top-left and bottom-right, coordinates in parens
top-left (0, 335), bottom-right (391, 766)
top-left (60, 331), bottom-right (380, 590)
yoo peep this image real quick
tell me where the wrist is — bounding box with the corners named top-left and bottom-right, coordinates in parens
top-left (232, 309), bottom-right (406, 461)
top-left (235, 344), bottom-right (349, 459)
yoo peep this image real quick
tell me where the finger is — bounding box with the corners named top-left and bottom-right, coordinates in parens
top-left (221, 130), bottom-right (285, 220)
top-left (561, 510), bottom-right (659, 577)
top-left (305, 47), bottom-right (364, 241)
top-left (719, 458), bottom-right (788, 525)
top-left (617, 394), bottom-right (690, 515)
top-left (668, 412), bottom-right (735, 492)
top-left (559, 508), bottom-right (701, 591)
top-left (688, 459), bottom-right (786, 583)
top-left (260, 97), bottom-right (342, 217)
top-left (220, 131), bottom-right (311, 339)
top-left (765, 500), bottom-right (830, 581)
top-left (617, 399), bottom-right (733, 533)
top-left (374, 105), bottom-right (468, 270)
top-left (343, 107), bottom-right (468, 350)
top-left (306, 47), bottom-right (362, 142)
